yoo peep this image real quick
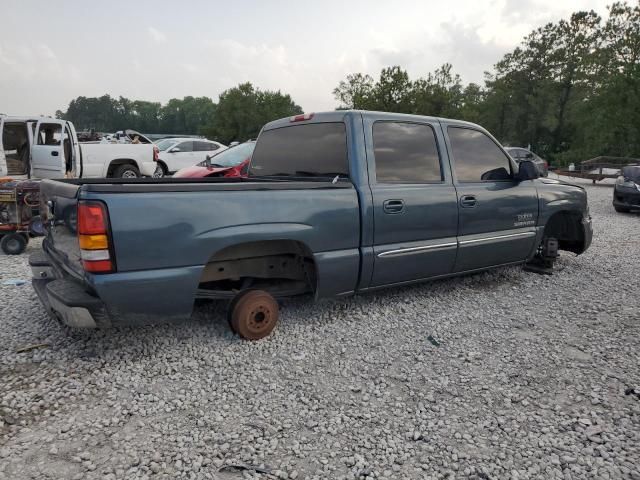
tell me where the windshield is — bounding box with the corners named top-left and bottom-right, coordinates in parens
top-left (202, 142), bottom-right (255, 167)
top-left (156, 139), bottom-right (180, 151)
top-left (622, 165), bottom-right (640, 182)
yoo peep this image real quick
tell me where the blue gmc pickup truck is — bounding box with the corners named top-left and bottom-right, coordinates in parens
top-left (30, 111), bottom-right (593, 339)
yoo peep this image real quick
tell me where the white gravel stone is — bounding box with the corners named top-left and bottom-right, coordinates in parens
top-left (0, 178), bottom-right (639, 478)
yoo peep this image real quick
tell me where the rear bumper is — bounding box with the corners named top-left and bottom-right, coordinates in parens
top-left (30, 249), bottom-right (203, 327)
top-left (30, 251), bottom-right (108, 328)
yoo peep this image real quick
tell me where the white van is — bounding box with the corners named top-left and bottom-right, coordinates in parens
top-left (0, 116), bottom-right (159, 179)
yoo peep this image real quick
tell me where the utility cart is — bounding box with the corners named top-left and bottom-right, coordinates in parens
top-left (0, 179), bottom-right (44, 255)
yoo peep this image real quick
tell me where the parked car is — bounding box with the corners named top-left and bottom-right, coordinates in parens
top-left (31, 111), bottom-right (592, 340)
top-left (0, 116), bottom-right (158, 179)
top-left (504, 147), bottom-right (548, 177)
top-left (155, 138), bottom-right (227, 176)
top-left (613, 165), bottom-right (640, 212)
top-left (173, 141), bottom-right (254, 178)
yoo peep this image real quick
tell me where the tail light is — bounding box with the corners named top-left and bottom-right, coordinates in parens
top-left (77, 201), bottom-right (115, 273)
top-left (153, 145), bottom-right (159, 162)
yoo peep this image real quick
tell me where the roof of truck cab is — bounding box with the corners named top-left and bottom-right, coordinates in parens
top-left (261, 110), bottom-right (482, 132)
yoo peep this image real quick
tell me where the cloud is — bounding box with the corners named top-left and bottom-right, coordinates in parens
top-left (369, 48), bottom-right (416, 68)
top-left (0, 41), bottom-right (84, 115)
top-left (147, 26), bottom-right (166, 44)
top-left (436, 22), bottom-right (510, 82)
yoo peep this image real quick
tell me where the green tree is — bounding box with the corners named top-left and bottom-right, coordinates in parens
top-left (332, 73), bottom-right (375, 109)
top-left (204, 82), bottom-right (302, 144)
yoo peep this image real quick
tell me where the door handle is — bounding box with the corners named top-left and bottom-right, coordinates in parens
top-left (460, 195), bottom-right (477, 208)
top-left (51, 151), bottom-right (59, 157)
top-left (383, 199), bottom-right (405, 214)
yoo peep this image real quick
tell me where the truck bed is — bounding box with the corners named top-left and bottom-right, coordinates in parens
top-left (38, 177), bottom-right (361, 325)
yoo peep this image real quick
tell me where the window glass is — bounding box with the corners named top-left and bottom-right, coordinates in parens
top-left (201, 142), bottom-right (255, 167)
top-left (373, 121), bottom-right (442, 183)
top-left (505, 149), bottom-right (519, 160)
top-left (194, 141), bottom-right (217, 152)
top-left (37, 123), bottom-right (62, 146)
top-left (156, 139), bottom-right (179, 151)
top-left (448, 127), bottom-right (512, 182)
top-left (250, 123), bottom-right (348, 178)
top-left (176, 141), bottom-right (193, 153)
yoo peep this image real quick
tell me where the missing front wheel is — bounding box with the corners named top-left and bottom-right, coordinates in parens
top-left (524, 237), bottom-right (559, 275)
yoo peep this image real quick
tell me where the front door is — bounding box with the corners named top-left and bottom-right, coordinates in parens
top-left (31, 120), bottom-right (65, 178)
top-left (63, 121), bottom-right (79, 177)
top-left (367, 117), bottom-right (459, 287)
top-left (444, 125), bottom-right (539, 272)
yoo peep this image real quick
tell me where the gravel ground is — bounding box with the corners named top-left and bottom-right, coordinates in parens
top-left (1, 178), bottom-right (639, 480)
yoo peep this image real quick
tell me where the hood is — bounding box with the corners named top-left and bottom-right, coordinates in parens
top-left (538, 176), bottom-right (585, 190)
top-left (173, 164), bottom-right (233, 178)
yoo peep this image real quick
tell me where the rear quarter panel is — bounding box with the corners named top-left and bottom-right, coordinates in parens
top-left (83, 183), bottom-right (361, 322)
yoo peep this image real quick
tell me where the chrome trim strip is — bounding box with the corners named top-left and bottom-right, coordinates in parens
top-left (458, 231), bottom-right (536, 246)
top-left (378, 242), bottom-right (457, 258)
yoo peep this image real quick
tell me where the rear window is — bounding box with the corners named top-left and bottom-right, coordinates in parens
top-left (249, 123), bottom-right (348, 178)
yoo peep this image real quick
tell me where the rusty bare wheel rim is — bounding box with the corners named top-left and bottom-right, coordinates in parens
top-left (231, 290), bottom-right (279, 340)
top-left (246, 305), bottom-right (273, 333)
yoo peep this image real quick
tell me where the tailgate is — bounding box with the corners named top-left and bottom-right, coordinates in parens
top-left (40, 179), bottom-right (84, 277)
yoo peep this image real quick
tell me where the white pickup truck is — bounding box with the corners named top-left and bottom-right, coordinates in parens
top-left (0, 116), bottom-right (159, 179)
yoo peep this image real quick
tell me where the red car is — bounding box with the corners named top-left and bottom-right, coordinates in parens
top-left (173, 141), bottom-right (255, 178)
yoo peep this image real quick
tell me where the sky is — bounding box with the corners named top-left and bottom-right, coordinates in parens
top-left (0, 0), bottom-right (612, 117)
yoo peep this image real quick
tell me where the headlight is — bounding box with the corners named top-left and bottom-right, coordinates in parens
top-left (616, 175), bottom-right (637, 188)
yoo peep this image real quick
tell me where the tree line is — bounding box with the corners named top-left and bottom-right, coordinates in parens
top-left (57, 1), bottom-right (639, 164)
top-left (334, 1), bottom-right (640, 165)
top-left (55, 83), bottom-right (302, 145)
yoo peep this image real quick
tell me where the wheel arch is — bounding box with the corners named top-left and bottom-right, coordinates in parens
top-left (106, 158), bottom-right (140, 177)
top-left (197, 239), bottom-right (318, 298)
top-left (542, 209), bottom-right (586, 254)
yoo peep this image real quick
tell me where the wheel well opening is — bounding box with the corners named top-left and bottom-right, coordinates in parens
top-left (107, 159), bottom-right (139, 177)
top-left (543, 211), bottom-right (585, 254)
top-left (197, 240), bottom-right (317, 299)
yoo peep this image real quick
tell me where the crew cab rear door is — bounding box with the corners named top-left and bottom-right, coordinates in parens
top-left (31, 119), bottom-right (66, 178)
top-left (365, 114), bottom-right (458, 287)
top-left (444, 124), bottom-right (539, 271)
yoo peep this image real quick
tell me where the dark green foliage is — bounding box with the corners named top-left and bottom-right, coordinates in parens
top-left (57, 83), bottom-right (302, 143)
top-left (202, 83), bottom-right (302, 144)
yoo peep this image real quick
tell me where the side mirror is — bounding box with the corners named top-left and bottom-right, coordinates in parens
top-left (525, 152), bottom-right (534, 159)
top-left (205, 155), bottom-right (211, 167)
top-left (516, 160), bottom-right (539, 181)
top-left (169, 147), bottom-right (181, 153)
